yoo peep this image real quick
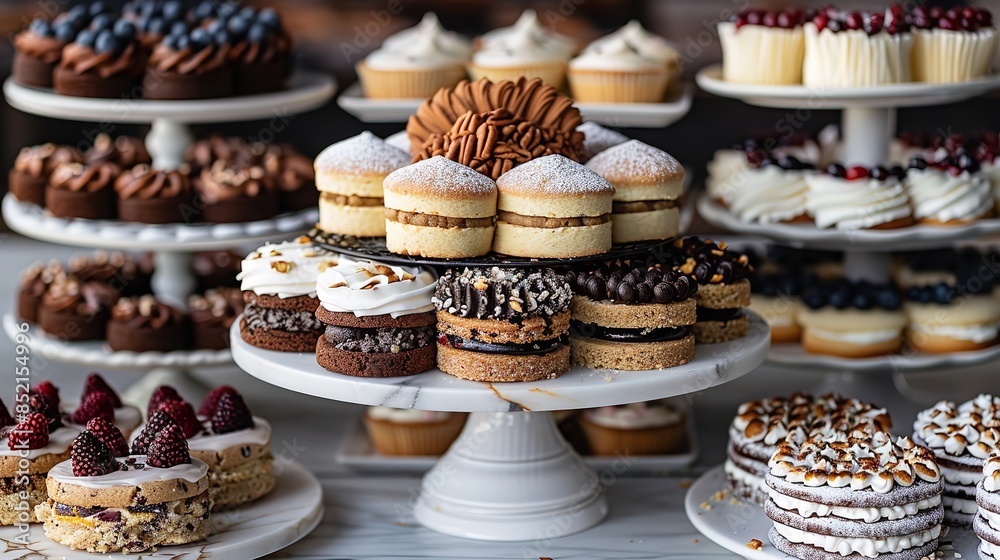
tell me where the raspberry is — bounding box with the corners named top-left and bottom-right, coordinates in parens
top-left (85, 418), bottom-right (129, 457)
top-left (83, 373), bottom-right (122, 408)
top-left (156, 400), bottom-right (202, 439)
top-left (131, 411), bottom-right (177, 455)
top-left (29, 393), bottom-right (63, 430)
top-left (33, 381), bottom-right (61, 408)
top-left (71, 390), bottom-right (115, 425)
top-left (146, 424), bottom-right (191, 468)
top-left (71, 431), bottom-right (120, 477)
top-left (0, 400), bottom-right (13, 428)
top-left (7, 413), bottom-right (49, 451)
top-left (147, 386), bottom-right (182, 418)
top-left (198, 385), bottom-right (237, 418)
top-left (211, 393), bottom-right (255, 434)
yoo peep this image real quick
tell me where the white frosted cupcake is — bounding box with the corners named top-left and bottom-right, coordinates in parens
top-left (910, 6), bottom-right (997, 83)
top-left (905, 157), bottom-right (992, 225)
top-left (718, 9), bottom-right (806, 85)
top-left (568, 21), bottom-right (680, 103)
top-left (803, 7), bottom-right (912, 88)
top-left (805, 164), bottom-right (913, 230)
top-left (469, 10), bottom-right (575, 87)
top-left (364, 407), bottom-right (467, 456)
top-left (579, 401), bottom-right (685, 456)
top-left (357, 13), bottom-right (470, 99)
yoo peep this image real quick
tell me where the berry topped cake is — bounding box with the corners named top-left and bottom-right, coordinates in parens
top-left (53, 15), bottom-right (146, 98)
top-left (905, 154), bottom-right (992, 225)
top-left (803, 6), bottom-right (912, 87)
top-left (910, 5), bottom-right (997, 83)
top-left (798, 278), bottom-right (906, 357)
top-left (64, 373), bottom-right (143, 438)
top-left (718, 9), bottom-right (806, 85)
top-left (806, 164), bottom-right (913, 230)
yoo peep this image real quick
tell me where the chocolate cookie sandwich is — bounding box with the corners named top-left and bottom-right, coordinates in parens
top-left (12, 18), bottom-right (74, 88)
top-left (37, 425), bottom-right (211, 552)
top-left (976, 454), bottom-right (1000, 560)
top-left (315, 260), bottom-right (437, 378)
top-left (673, 238), bottom-right (752, 343)
top-left (195, 160), bottom-right (277, 223)
top-left (383, 156), bottom-right (498, 258)
top-left (565, 262), bottom-right (697, 371)
top-left (38, 276), bottom-right (116, 341)
top-left (17, 260), bottom-right (64, 323)
top-left (46, 162), bottom-right (120, 220)
top-left (189, 288), bottom-right (244, 350)
top-left (433, 267), bottom-right (573, 382)
top-left (493, 155), bottom-right (615, 258)
top-left (798, 278), bottom-right (907, 358)
top-left (9, 143), bottom-right (82, 206)
top-left (314, 132), bottom-right (411, 237)
top-left (766, 432), bottom-right (944, 560)
top-left (727, 394), bottom-right (893, 504)
top-left (586, 140), bottom-right (684, 243)
top-left (54, 17), bottom-right (146, 98)
top-left (114, 165), bottom-right (194, 224)
top-left (264, 143), bottom-right (318, 212)
top-left (107, 295), bottom-right (188, 353)
top-left (238, 238), bottom-right (339, 352)
top-left (913, 394), bottom-right (1000, 526)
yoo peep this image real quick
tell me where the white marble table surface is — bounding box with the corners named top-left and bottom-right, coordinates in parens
top-left (1, 235), bottom-right (995, 559)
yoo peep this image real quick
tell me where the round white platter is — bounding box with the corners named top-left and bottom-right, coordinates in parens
top-left (3, 71), bottom-right (336, 123)
top-left (2, 194), bottom-right (317, 252)
top-left (0, 461), bottom-right (322, 560)
top-left (336, 81), bottom-right (694, 128)
top-left (685, 465), bottom-right (979, 560)
top-left (698, 195), bottom-right (1000, 252)
top-left (767, 340), bottom-right (1000, 373)
top-left (4, 313), bottom-right (232, 370)
top-left (230, 311), bottom-right (769, 412)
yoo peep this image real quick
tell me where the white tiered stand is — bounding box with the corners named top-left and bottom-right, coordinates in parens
top-left (1, 72), bottom-right (335, 402)
top-left (688, 66), bottom-right (1000, 558)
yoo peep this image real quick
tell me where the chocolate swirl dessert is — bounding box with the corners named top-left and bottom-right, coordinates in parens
top-left (45, 162), bottom-right (120, 220)
top-left (566, 262), bottom-right (698, 370)
top-left (194, 160), bottom-right (277, 223)
top-left (189, 288), bottom-right (244, 350)
top-left (12, 18), bottom-right (72, 88)
top-left (17, 261), bottom-right (65, 324)
top-left (107, 296), bottom-right (188, 353)
top-left (225, 7), bottom-right (292, 95)
top-left (144, 27), bottom-right (233, 99)
top-left (85, 134), bottom-right (151, 168)
top-left (673, 237), bottom-right (753, 343)
top-left (114, 165), bottom-right (193, 224)
top-left (185, 135), bottom-right (250, 173)
top-left (9, 143), bottom-right (83, 206)
top-left (53, 20), bottom-right (145, 98)
top-left (433, 267), bottom-right (573, 382)
top-left (68, 251), bottom-right (153, 298)
top-left (37, 277), bottom-right (116, 341)
top-left (263, 144), bottom-right (318, 212)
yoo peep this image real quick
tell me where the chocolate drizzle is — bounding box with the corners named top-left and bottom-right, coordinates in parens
top-left (432, 267), bottom-right (572, 320)
top-left (565, 262), bottom-right (696, 304)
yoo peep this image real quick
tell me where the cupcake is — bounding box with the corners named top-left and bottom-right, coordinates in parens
top-left (673, 238), bottom-right (753, 343)
top-left (579, 401), bottom-right (685, 456)
top-left (143, 24), bottom-right (232, 99)
top-left (797, 278), bottom-right (906, 358)
top-left (718, 9), bottom-right (806, 85)
top-left (314, 260), bottom-right (438, 378)
top-left (577, 122), bottom-right (628, 160)
top-left (45, 162), bottom-right (119, 220)
top-left (357, 13), bottom-right (470, 99)
top-left (494, 155), bottom-right (614, 258)
top-left (568, 21), bottom-right (680, 103)
top-left (383, 156), bottom-right (498, 258)
top-left (54, 17), bottom-right (145, 98)
top-left (17, 260), bottom-right (64, 323)
top-left (806, 164), bottom-right (913, 230)
top-left (9, 144), bottom-right (82, 207)
top-left (910, 5), bottom-right (997, 83)
top-left (85, 134), bottom-right (151, 169)
top-left (263, 144), bottom-right (317, 212)
top-left (364, 407), bottom-right (467, 456)
top-left (224, 7), bottom-right (292, 95)
top-left (237, 238), bottom-right (339, 352)
top-left (38, 276), bottom-right (116, 341)
top-left (184, 134), bottom-right (247, 174)
top-left (433, 267), bottom-right (572, 382)
top-left (566, 262), bottom-right (697, 371)
top-left (127, 0), bottom-right (184, 48)
top-left (802, 7), bottom-right (913, 88)
top-left (114, 165), bottom-right (194, 224)
top-left (905, 155), bottom-right (992, 225)
top-left (315, 132), bottom-right (412, 238)
top-left (194, 160), bottom-right (277, 223)
top-left (107, 295), bottom-right (188, 353)
top-left (12, 17), bottom-right (76, 88)
top-left (586, 140), bottom-right (684, 243)
top-left (469, 10), bottom-right (574, 87)
top-left (188, 288), bottom-right (244, 350)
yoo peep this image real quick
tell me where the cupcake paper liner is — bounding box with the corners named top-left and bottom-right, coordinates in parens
top-left (567, 68), bottom-right (671, 103)
top-left (364, 413), bottom-right (467, 456)
top-left (718, 22), bottom-right (804, 85)
top-left (579, 417), bottom-right (685, 456)
top-left (911, 28), bottom-right (998, 83)
top-left (356, 61), bottom-right (467, 99)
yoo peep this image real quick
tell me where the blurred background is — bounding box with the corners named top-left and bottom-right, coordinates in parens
top-left (1, 0), bottom-right (1000, 233)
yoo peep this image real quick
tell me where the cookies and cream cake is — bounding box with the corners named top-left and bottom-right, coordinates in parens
top-left (976, 453), bottom-right (1000, 560)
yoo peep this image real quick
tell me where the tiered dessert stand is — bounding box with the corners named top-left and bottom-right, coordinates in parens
top-left (686, 66), bottom-right (1000, 558)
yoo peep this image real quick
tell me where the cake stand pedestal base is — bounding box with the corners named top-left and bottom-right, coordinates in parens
top-left (841, 106), bottom-right (893, 166)
top-left (413, 411), bottom-right (609, 542)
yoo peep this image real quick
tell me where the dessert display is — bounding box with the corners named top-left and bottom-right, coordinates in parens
top-left (432, 267), bottom-right (573, 382)
top-left (12, 17), bottom-right (75, 88)
top-left (976, 453), bottom-right (1000, 560)
top-left (53, 16), bottom-right (145, 98)
top-left (86, 133), bottom-right (151, 168)
top-left (673, 238), bottom-right (753, 343)
top-left (9, 144), bottom-right (82, 206)
top-left (107, 295), bottom-right (188, 352)
top-left (748, 271), bottom-right (801, 343)
top-left (905, 154), bottom-right (992, 224)
top-left (718, 9), bottom-right (806, 85)
top-left (720, 155), bottom-right (814, 225)
top-left (315, 260), bottom-right (438, 378)
top-left (195, 160), bottom-right (277, 223)
top-left (38, 276), bottom-right (115, 342)
top-left (17, 260), bottom-right (65, 324)
top-left (565, 262), bottom-right (697, 370)
top-left (237, 238), bottom-right (339, 352)
top-left (364, 407), bottom-right (467, 456)
top-left (913, 394), bottom-right (1000, 526)
top-left (806, 164), bottom-right (913, 230)
top-left (468, 10), bottom-right (575, 87)
top-left (910, 5), bottom-right (998, 83)
top-left (579, 401), bottom-right (685, 456)
top-left (143, 21), bottom-right (233, 100)
top-left (68, 373), bottom-right (143, 437)
top-left (802, 6), bottom-right (913, 87)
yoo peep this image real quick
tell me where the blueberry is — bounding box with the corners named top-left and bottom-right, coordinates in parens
top-left (227, 15), bottom-right (250, 38)
top-left (66, 5), bottom-right (88, 20)
top-left (147, 18), bottom-right (168, 36)
top-left (194, 1), bottom-right (216, 20)
top-left (257, 7), bottom-right (281, 29)
top-left (162, 33), bottom-right (180, 50)
top-left (88, 1), bottom-right (108, 17)
top-left (247, 22), bottom-right (268, 43)
top-left (213, 29), bottom-right (231, 45)
top-left (218, 3), bottom-right (239, 18)
top-left (189, 27), bottom-right (212, 49)
top-left (852, 291), bottom-right (874, 310)
top-left (906, 286), bottom-right (921, 301)
top-left (94, 29), bottom-right (120, 54)
top-left (161, 1), bottom-right (183, 22)
top-left (778, 155), bottom-right (803, 170)
top-left (89, 14), bottom-right (112, 32)
top-left (877, 289), bottom-right (901, 310)
top-left (826, 163), bottom-right (846, 178)
top-left (828, 287), bottom-right (849, 309)
top-left (171, 21), bottom-right (188, 36)
top-left (54, 21), bottom-right (77, 42)
top-left (889, 165), bottom-right (907, 181)
top-left (909, 157), bottom-right (929, 170)
top-left (29, 18), bottom-right (53, 36)
top-left (958, 154), bottom-right (981, 173)
top-left (933, 283), bottom-right (954, 304)
top-left (75, 28), bottom-right (97, 48)
top-left (174, 33), bottom-right (190, 50)
top-left (239, 6), bottom-right (257, 19)
top-left (139, 3), bottom-right (157, 19)
top-left (759, 158), bottom-right (777, 168)
top-left (801, 285), bottom-right (826, 309)
top-left (207, 18), bottom-right (227, 34)
top-left (870, 166), bottom-right (890, 181)
top-left (113, 19), bottom-right (136, 40)
top-left (917, 286), bottom-right (934, 303)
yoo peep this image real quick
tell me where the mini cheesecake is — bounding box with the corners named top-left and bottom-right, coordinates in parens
top-left (797, 278), bottom-right (906, 358)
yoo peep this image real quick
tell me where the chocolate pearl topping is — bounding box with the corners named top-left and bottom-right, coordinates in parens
top-left (672, 237), bottom-right (751, 284)
top-left (565, 261), bottom-right (697, 304)
top-left (432, 267), bottom-right (572, 321)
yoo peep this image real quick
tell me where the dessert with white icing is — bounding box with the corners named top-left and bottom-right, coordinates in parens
top-left (363, 407), bottom-right (467, 456)
top-left (470, 10), bottom-right (574, 87)
top-left (910, 5), bottom-right (997, 83)
top-left (805, 164), bottom-right (913, 230)
top-left (905, 155), bottom-right (992, 225)
top-left (568, 21), bottom-right (680, 103)
top-left (975, 453), bottom-right (1000, 560)
top-left (802, 6), bottom-right (912, 88)
top-left (718, 9), bottom-right (806, 85)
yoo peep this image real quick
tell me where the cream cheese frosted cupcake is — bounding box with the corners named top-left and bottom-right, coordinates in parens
top-left (976, 453), bottom-right (1000, 560)
top-left (802, 7), bottom-right (913, 88)
top-left (910, 6), bottom-right (997, 83)
top-left (314, 132), bottom-right (412, 238)
top-left (364, 407), bottom-right (466, 456)
top-left (568, 21), bottom-right (680, 103)
top-left (718, 9), bottom-right (806, 85)
top-left (797, 278), bottom-right (906, 358)
top-left (356, 13), bottom-right (470, 99)
top-left (469, 10), bottom-right (574, 87)
top-left (579, 401), bottom-right (685, 456)
top-left (905, 155), bottom-right (992, 225)
top-left (805, 164), bottom-right (913, 230)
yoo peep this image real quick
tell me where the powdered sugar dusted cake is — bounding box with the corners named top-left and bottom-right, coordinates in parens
top-left (765, 431), bottom-right (943, 560)
top-left (976, 453), bottom-right (1000, 560)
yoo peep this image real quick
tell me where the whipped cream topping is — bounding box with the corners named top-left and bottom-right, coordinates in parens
top-left (807, 327), bottom-right (903, 345)
top-left (48, 455), bottom-right (208, 489)
top-left (366, 407), bottom-right (453, 423)
top-left (131, 417), bottom-right (271, 454)
top-left (730, 393), bottom-right (891, 448)
top-left (728, 166), bottom-right (810, 223)
top-left (478, 10), bottom-right (576, 60)
top-left (913, 394), bottom-right (1000, 459)
top-left (0, 424), bottom-right (81, 460)
top-left (317, 260), bottom-right (436, 318)
top-left (982, 507), bottom-right (1000, 531)
top-left (706, 149), bottom-right (751, 204)
top-left (769, 491), bottom-right (941, 523)
top-left (769, 432), bottom-right (941, 492)
top-left (725, 458), bottom-right (767, 491)
top-left (772, 522), bottom-right (940, 557)
top-left (583, 401), bottom-right (683, 429)
top-left (906, 168), bottom-right (993, 223)
top-left (986, 454), bottom-right (1000, 492)
top-left (805, 174), bottom-right (912, 230)
top-left (367, 19), bottom-right (470, 71)
top-left (237, 237), bottom-right (341, 298)
top-left (381, 13), bottom-right (471, 59)
top-left (909, 321), bottom-right (1000, 344)
top-left (570, 21), bottom-right (678, 72)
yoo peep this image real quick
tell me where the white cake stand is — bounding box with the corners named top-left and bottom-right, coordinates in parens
top-left (230, 313), bottom-right (770, 541)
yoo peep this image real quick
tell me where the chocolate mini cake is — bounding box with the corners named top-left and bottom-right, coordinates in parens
top-left (107, 296), bottom-right (188, 353)
top-left (185, 134), bottom-right (253, 174)
top-left (315, 261), bottom-right (437, 378)
top-left (12, 18), bottom-right (73, 87)
top-left (433, 267), bottom-right (573, 382)
top-left (195, 160), bottom-right (277, 223)
top-left (264, 144), bottom-right (318, 212)
top-left (46, 162), bottom-right (119, 220)
top-left (224, 7), bottom-right (292, 95)
top-left (9, 144), bottom-right (82, 207)
top-left (68, 250), bottom-right (153, 297)
top-left (85, 134), bottom-right (151, 169)
top-left (976, 454), bottom-right (1000, 560)
top-left (54, 18), bottom-right (145, 98)
top-left (115, 165), bottom-right (194, 224)
top-left (192, 250), bottom-right (242, 291)
top-left (143, 25), bottom-right (233, 99)
top-left (673, 238), bottom-right (752, 343)
top-left (189, 288), bottom-right (244, 350)
top-left (766, 432), bottom-right (944, 560)
top-left (17, 260), bottom-right (64, 323)
top-left (565, 262), bottom-right (697, 371)
top-left (38, 277), bottom-right (115, 341)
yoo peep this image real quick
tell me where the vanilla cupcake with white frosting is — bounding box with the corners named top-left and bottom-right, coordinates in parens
top-left (357, 13), bottom-right (470, 99)
top-left (568, 21), bottom-right (680, 103)
top-left (364, 407), bottom-right (467, 456)
top-left (579, 401), bottom-right (685, 456)
top-left (905, 156), bottom-right (992, 225)
top-left (469, 10), bottom-right (574, 87)
top-left (805, 164), bottom-right (913, 230)
top-left (728, 155), bottom-right (814, 224)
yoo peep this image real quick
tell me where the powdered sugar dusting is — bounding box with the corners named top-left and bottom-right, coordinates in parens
top-left (578, 121), bottom-right (629, 159)
top-left (497, 154), bottom-right (615, 195)
top-left (383, 156), bottom-right (497, 196)
top-left (314, 131), bottom-right (412, 175)
top-left (586, 139), bottom-right (684, 184)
